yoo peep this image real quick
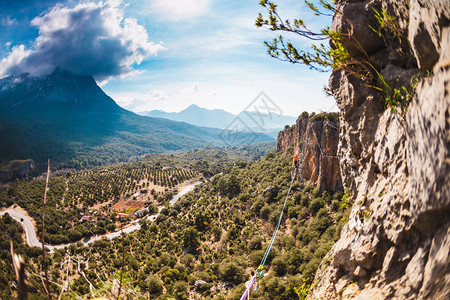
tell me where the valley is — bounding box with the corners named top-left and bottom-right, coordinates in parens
top-left (0, 0), bottom-right (448, 299)
top-left (0, 179), bottom-right (201, 251)
top-left (0, 70), bottom-right (274, 175)
top-left (0, 138), bottom-right (348, 299)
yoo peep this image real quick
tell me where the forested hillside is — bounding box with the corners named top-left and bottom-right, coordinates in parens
top-left (1, 150), bottom-right (350, 299)
top-left (0, 70), bottom-right (274, 175)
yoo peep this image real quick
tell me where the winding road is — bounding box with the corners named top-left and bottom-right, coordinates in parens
top-left (0, 181), bottom-right (202, 252)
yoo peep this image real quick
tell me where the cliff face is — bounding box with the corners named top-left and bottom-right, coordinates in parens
top-left (0, 159), bottom-right (34, 182)
top-left (309, 0), bottom-right (450, 299)
top-left (277, 115), bottom-right (342, 191)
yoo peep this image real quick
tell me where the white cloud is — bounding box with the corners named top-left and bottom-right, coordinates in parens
top-left (113, 89), bottom-right (170, 112)
top-left (149, 89), bottom-right (170, 103)
top-left (0, 45), bottom-right (32, 75)
top-left (188, 82), bottom-right (200, 96)
top-left (153, 0), bottom-right (209, 20)
top-left (0, 1), bottom-right (166, 81)
top-left (1, 16), bottom-right (18, 26)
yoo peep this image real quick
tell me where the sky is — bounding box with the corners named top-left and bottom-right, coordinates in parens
top-left (0, 0), bottom-right (337, 117)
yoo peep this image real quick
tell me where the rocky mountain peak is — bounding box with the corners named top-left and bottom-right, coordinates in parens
top-left (0, 68), bottom-right (121, 113)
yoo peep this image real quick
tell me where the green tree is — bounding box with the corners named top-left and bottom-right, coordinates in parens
top-left (148, 275), bottom-right (163, 295)
top-left (256, 0), bottom-right (339, 71)
top-left (219, 261), bottom-right (245, 284)
top-left (181, 227), bottom-right (200, 251)
top-left (226, 174), bottom-right (241, 197)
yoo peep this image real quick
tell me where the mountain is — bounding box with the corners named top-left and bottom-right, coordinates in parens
top-left (141, 104), bottom-right (297, 137)
top-left (0, 70), bottom-right (273, 173)
top-left (142, 104), bottom-right (236, 129)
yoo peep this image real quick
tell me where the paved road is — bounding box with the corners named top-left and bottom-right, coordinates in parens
top-left (0, 181), bottom-right (202, 252)
top-left (0, 209), bottom-right (42, 247)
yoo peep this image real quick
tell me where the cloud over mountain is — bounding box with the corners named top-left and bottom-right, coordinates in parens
top-left (0, 1), bottom-right (165, 81)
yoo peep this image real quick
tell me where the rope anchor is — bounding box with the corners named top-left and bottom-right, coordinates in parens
top-left (253, 265), bottom-right (264, 291)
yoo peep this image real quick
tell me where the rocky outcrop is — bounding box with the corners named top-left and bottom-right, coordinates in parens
top-left (277, 114), bottom-right (342, 191)
top-left (0, 159), bottom-right (34, 182)
top-left (308, 0), bottom-right (450, 299)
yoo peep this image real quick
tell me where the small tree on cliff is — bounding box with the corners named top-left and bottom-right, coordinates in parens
top-left (256, 0), bottom-right (419, 112)
top-left (255, 1), bottom-right (347, 72)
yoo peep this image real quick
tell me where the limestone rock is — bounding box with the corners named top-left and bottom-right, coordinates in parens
top-left (0, 159), bottom-right (35, 182)
top-left (408, 0), bottom-right (450, 70)
top-left (332, 1), bottom-right (385, 57)
top-left (277, 115), bottom-right (342, 191)
top-left (307, 0), bottom-right (450, 299)
top-left (195, 280), bottom-right (208, 287)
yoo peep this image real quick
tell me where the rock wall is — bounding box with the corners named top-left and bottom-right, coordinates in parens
top-left (0, 159), bottom-right (34, 182)
top-left (277, 114), bottom-right (342, 191)
top-left (309, 0), bottom-right (450, 299)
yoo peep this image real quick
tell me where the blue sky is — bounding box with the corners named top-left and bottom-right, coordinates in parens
top-left (0, 0), bottom-right (336, 116)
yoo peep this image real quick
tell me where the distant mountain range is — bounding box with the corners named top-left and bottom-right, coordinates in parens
top-left (139, 104), bottom-right (297, 138)
top-left (0, 70), bottom-right (274, 173)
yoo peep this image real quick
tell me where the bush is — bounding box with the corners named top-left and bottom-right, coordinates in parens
top-left (312, 188), bottom-right (321, 197)
top-left (68, 229), bottom-right (82, 241)
top-left (219, 261), bottom-right (245, 284)
top-left (260, 205), bottom-right (272, 220)
top-left (309, 198), bottom-right (325, 216)
top-left (181, 227), bottom-right (200, 250)
top-left (211, 225), bottom-right (222, 242)
top-left (148, 275), bottom-right (163, 295)
top-left (163, 269), bottom-right (182, 284)
top-left (252, 197), bottom-right (264, 214)
top-left (303, 185), bottom-right (314, 193)
top-left (248, 236), bottom-right (262, 250)
top-left (271, 256), bottom-right (287, 276)
top-left (301, 194), bottom-right (310, 207)
top-left (248, 250), bottom-right (265, 267)
top-left (293, 191), bottom-right (302, 204)
top-left (331, 200), bottom-right (340, 212)
top-left (269, 209), bottom-right (282, 226)
top-left (310, 212), bottom-right (332, 235)
top-left (302, 257), bottom-right (321, 280)
top-left (227, 225), bottom-right (239, 240)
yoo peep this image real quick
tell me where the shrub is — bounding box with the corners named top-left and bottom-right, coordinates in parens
top-left (211, 225), bottom-right (222, 242)
top-left (181, 227), bottom-right (200, 251)
top-left (309, 198), bottom-right (325, 216)
top-left (302, 257), bottom-right (321, 280)
top-left (301, 194), bottom-right (310, 207)
top-left (271, 256), bottom-right (287, 276)
top-left (148, 275), bottom-right (163, 295)
top-left (260, 205), bottom-right (273, 220)
top-left (163, 269), bottom-right (182, 284)
top-left (219, 261), bottom-right (245, 284)
top-left (68, 229), bottom-right (82, 241)
top-left (252, 197), bottom-right (265, 214)
top-left (331, 200), bottom-right (340, 212)
top-left (248, 249), bottom-right (265, 267)
top-left (172, 280), bottom-right (189, 300)
top-left (248, 236), bottom-right (262, 250)
top-left (293, 191), bottom-right (302, 204)
top-left (269, 209), bottom-right (282, 226)
top-left (304, 185), bottom-right (314, 193)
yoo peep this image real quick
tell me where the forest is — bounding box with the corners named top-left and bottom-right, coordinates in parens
top-left (0, 148), bottom-right (351, 299)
